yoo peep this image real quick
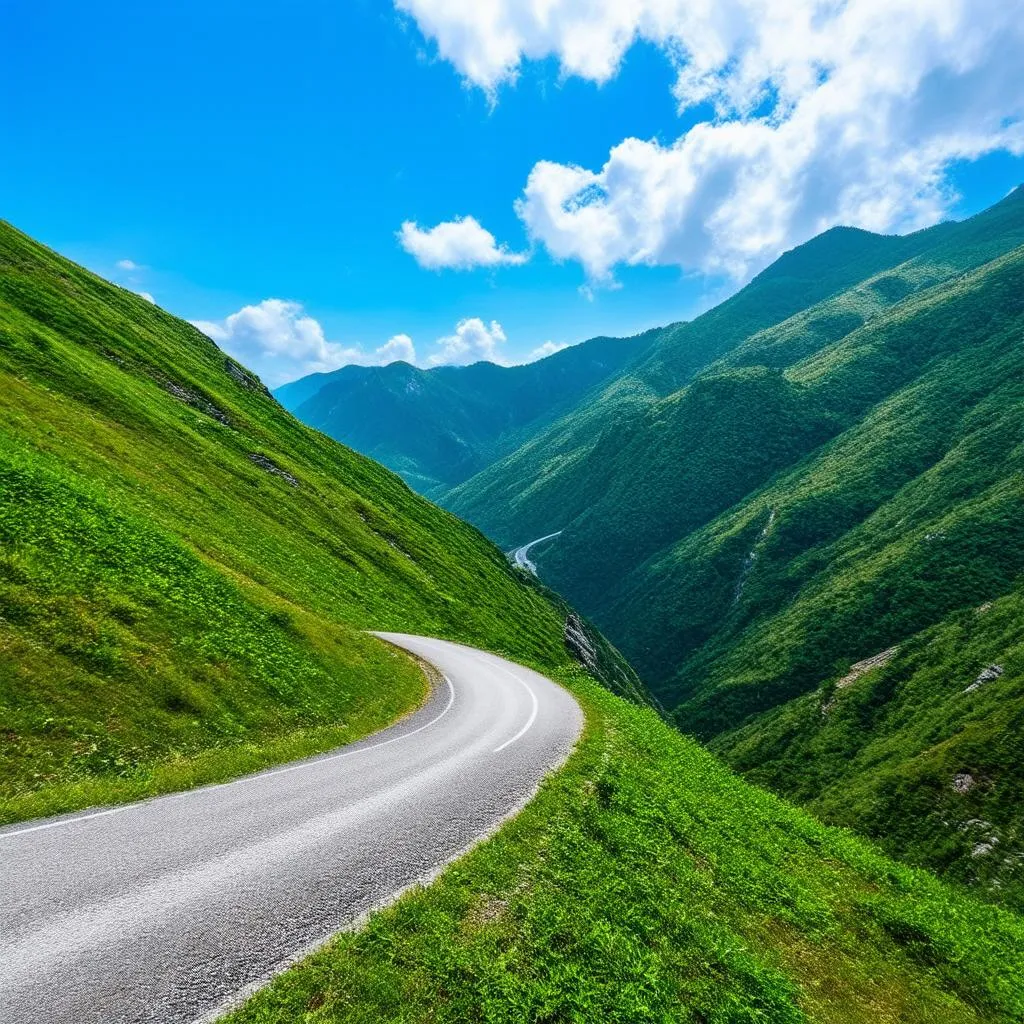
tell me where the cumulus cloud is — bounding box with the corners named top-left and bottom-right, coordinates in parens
top-left (191, 304), bottom-right (425, 386)
top-left (399, 215), bottom-right (528, 270)
top-left (136, 291), bottom-right (156, 304)
top-left (116, 258), bottom-right (140, 271)
top-left (191, 299), bottom-right (371, 387)
top-left (526, 340), bottom-right (569, 361)
top-left (397, 0), bottom-right (1024, 281)
top-left (376, 333), bottom-right (417, 364)
top-left (425, 318), bottom-right (508, 366)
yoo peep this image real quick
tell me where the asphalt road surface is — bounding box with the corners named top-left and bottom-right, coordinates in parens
top-left (509, 531), bottom-right (562, 574)
top-left (0, 634), bottom-right (583, 1024)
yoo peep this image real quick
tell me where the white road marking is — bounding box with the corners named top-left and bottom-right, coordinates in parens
top-left (493, 666), bottom-right (539, 752)
top-left (0, 808), bottom-right (125, 841)
top-left (0, 676), bottom-right (456, 842)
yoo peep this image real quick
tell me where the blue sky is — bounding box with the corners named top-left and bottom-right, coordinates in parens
top-left (4, 0), bottom-right (1024, 384)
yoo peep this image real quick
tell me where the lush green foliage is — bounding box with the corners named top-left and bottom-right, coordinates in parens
top-left (441, 212), bottom-right (990, 547)
top-left (4, 214), bottom-right (1024, 1021)
top-left (718, 588), bottom-right (1024, 911)
top-left (226, 672), bottom-right (1024, 1024)
top-left (277, 333), bottom-right (653, 498)
top-left (0, 220), bottom-right (571, 821)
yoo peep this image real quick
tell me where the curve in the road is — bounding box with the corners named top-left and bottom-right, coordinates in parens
top-left (0, 634), bottom-right (583, 1024)
top-left (509, 531), bottom-right (563, 574)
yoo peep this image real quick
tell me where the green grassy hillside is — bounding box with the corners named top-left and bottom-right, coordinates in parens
top-left (611, 241), bottom-right (1024, 705)
top-left (440, 214), bottom-right (980, 547)
top-left (276, 332), bottom-right (653, 498)
top-left (718, 587), bottom-right (1024, 912)
top-left (4, 218), bottom-right (1024, 1020)
top-left (597, 247), bottom-right (1024, 905)
top-left (0, 220), bottom-right (574, 822)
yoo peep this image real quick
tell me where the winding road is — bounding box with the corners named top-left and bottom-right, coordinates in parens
top-left (509, 531), bottom-right (562, 574)
top-left (0, 634), bottom-right (583, 1024)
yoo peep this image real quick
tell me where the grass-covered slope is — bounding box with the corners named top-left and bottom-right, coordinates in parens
top-left (612, 239), bottom-right (1024, 704)
top-left (719, 588), bottom-right (1024, 911)
top-left (276, 332), bottom-right (652, 498)
top-left (441, 217), bottom-right (970, 547)
top-left (439, 189), bottom-right (1024, 907)
top-left (5, 220), bottom-right (1024, 1021)
top-left (227, 671), bottom-right (1024, 1024)
top-left (0, 220), bottom-right (573, 823)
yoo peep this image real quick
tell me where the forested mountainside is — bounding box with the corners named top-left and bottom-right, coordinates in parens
top-left (447, 188), bottom-right (1024, 905)
top-left (275, 331), bottom-right (654, 497)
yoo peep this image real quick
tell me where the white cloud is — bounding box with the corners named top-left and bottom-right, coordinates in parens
top-left (526, 340), bottom-right (569, 361)
top-left (116, 258), bottom-right (140, 271)
top-left (425, 317), bottom-right (508, 366)
top-left (136, 291), bottom-right (156, 304)
top-left (192, 303), bottom-right (512, 382)
top-left (375, 333), bottom-right (417, 364)
top-left (398, 215), bottom-right (528, 270)
top-left (397, 0), bottom-right (1024, 281)
top-left (191, 299), bottom-right (368, 387)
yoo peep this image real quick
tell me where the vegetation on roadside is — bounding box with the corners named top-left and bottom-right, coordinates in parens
top-left (5, 210), bottom-right (1024, 1020)
top-left (226, 671), bottom-right (1024, 1024)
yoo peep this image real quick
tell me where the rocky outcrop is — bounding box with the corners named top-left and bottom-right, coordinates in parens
top-left (964, 664), bottom-right (1004, 694)
top-left (561, 612), bottom-right (654, 708)
top-left (248, 453), bottom-right (299, 487)
top-left (820, 646), bottom-right (898, 715)
top-left (225, 358), bottom-right (272, 397)
top-left (162, 379), bottom-right (230, 425)
top-left (564, 613), bottom-right (598, 672)
top-left (952, 772), bottom-right (976, 794)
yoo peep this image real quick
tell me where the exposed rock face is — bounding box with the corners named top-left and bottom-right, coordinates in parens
top-left (836, 647), bottom-right (899, 690)
top-left (162, 379), bottom-right (230, 425)
top-left (564, 613), bottom-right (598, 673)
top-left (225, 358), bottom-right (272, 397)
top-left (248, 453), bottom-right (299, 487)
top-left (952, 772), bottom-right (976, 794)
top-left (820, 646), bottom-right (898, 715)
top-left (964, 664), bottom-right (1004, 694)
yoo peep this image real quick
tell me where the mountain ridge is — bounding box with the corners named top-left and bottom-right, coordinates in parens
top-left (275, 330), bottom-right (656, 497)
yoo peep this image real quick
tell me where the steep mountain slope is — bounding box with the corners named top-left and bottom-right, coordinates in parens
top-left (444, 190), bottom-right (1024, 548)
top-left (619, 243), bottom-right (1024, 695)
top-left (557, 202), bottom-right (1022, 904)
top-left (718, 587), bottom-right (1024, 910)
top-left (0, 220), bottom-right (577, 822)
top-left (276, 332), bottom-right (653, 497)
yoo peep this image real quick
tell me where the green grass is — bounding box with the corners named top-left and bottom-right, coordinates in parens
top-left (426, 189), bottom-right (1024, 910)
top-left (224, 672), bottom-right (1024, 1024)
top-left (717, 586), bottom-right (1024, 912)
top-left (442, 189), bottom-right (1024, 549)
top-left (0, 218), bottom-right (572, 822)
